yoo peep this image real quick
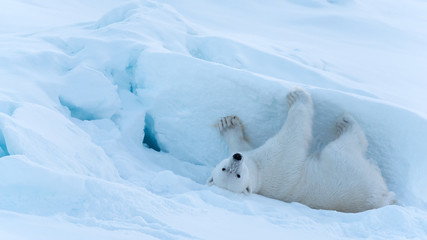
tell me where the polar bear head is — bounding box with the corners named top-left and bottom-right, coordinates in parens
top-left (208, 152), bottom-right (254, 194)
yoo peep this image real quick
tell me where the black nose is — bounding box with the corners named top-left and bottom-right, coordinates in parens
top-left (233, 153), bottom-right (242, 161)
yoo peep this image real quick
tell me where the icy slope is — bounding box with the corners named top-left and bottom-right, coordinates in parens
top-left (1, 0), bottom-right (427, 239)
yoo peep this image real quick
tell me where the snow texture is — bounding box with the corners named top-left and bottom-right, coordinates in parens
top-left (1, 0), bottom-right (427, 239)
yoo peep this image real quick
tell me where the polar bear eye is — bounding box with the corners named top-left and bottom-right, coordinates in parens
top-left (222, 168), bottom-right (226, 171)
top-left (236, 174), bottom-right (241, 178)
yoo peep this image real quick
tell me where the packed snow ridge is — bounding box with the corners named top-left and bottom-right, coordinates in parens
top-left (1, 0), bottom-right (427, 239)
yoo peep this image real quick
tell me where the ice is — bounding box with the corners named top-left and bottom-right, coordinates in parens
top-left (59, 65), bottom-right (121, 120)
top-left (1, 103), bottom-right (119, 179)
top-left (1, 0), bottom-right (427, 239)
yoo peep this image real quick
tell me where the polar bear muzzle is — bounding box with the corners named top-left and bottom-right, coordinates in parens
top-left (229, 153), bottom-right (243, 173)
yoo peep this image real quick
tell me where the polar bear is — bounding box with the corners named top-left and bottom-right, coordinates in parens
top-left (208, 88), bottom-right (395, 212)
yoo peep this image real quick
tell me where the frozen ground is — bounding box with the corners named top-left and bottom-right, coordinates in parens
top-left (1, 0), bottom-right (427, 239)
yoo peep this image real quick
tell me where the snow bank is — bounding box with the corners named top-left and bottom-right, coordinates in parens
top-left (1, 0), bottom-right (427, 239)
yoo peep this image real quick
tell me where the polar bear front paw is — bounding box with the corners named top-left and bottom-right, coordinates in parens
top-left (217, 116), bottom-right (251, 152)
top-left (287, 88), bottom-right (312, 108)
top-left (217, 116), bottom-right (244, 134)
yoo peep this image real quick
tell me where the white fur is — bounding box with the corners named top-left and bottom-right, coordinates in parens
top-left (208, 88), bottom-right (395, 213)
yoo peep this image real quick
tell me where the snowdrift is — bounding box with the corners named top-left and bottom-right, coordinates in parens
top-left (1, 0), bottom-right (427, 239)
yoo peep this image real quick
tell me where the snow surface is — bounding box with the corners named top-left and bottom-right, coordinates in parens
top-left (1, 0), bottom-right (427, 239)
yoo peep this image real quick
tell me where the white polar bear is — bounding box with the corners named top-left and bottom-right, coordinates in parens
top-left (208, 88), bottom-right (395, 212)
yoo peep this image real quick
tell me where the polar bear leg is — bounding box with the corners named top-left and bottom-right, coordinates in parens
top-left (320, 113), bottom-right (368, 162)
top-left (334, 113), bottom-right (368, 153)
top-left (253, 88), bottom-right (314, 164)
top-left (217, 116), bottom-right (252, 154)
top-left (276, 88), bottom-right (314, 158)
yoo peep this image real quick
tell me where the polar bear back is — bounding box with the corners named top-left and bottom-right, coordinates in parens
top-left (293, 155), bottom-right (393, 212)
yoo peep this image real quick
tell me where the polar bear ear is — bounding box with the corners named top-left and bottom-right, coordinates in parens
top-left (207, 176), bottom-right (214, 186)
top-left (243, 186), bottom-right (252, 195)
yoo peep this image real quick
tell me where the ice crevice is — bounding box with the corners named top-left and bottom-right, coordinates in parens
top-left (0, 129), bottom-right (9, 158)
top-left (142, 112), bottom-right (161, 152)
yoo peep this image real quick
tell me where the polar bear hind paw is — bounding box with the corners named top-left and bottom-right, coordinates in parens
top-left (287, 88), bottom-right (312, 107)
top-left (217, 116), bottom-right (244, 134)
top-left (335, 113), bottom-right (357, 137)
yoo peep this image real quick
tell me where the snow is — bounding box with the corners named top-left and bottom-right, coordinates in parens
top-left (1, 0), bottom-right (427, 239)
